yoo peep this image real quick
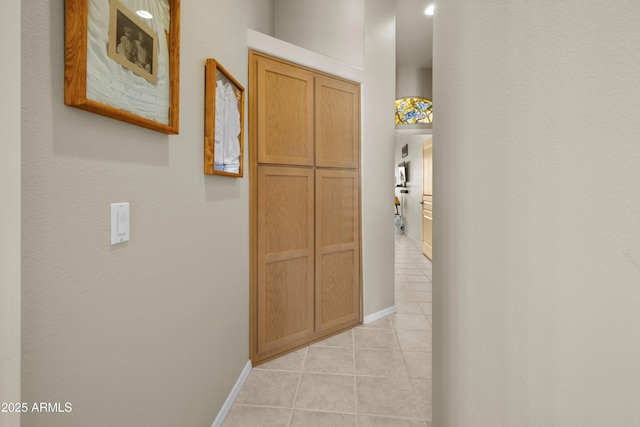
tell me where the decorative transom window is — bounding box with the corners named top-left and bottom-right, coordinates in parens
top-left (395, 97), bottom-right (432, 124)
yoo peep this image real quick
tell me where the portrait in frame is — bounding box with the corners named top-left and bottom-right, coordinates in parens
top-left (204, 58), bottom-right (245, 178)
top-left (107, 1), bottom-right (158, 85)
top-left (64, 0), bottom-right (180, 134)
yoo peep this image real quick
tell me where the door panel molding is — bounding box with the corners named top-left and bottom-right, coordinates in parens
top-left (256, 166), bottom-right (315, 356)
top-left (257, 57), bottom-right (315, 166)
top-left (315, 169), bottom-right (360, 333)
top-left (315, 76), bottom-right (360, 168)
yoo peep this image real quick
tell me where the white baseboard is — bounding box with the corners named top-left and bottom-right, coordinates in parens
top-left (363, 306), bottom-right (397, 324)
top-left (406, 233), bottom-right (422, 246)
top-left (211, 360), bottom-right (252, 427)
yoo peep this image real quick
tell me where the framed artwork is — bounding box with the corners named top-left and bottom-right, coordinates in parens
top-left (397, 161), bottom-right (409, 186)
top-left (401, 144), bottom-right (408, 158)
top-left (64, 0), bottom-right (180, 134)
top-left (398, 164), bottom-right (407, 186)
top-left (204, 59), bottom-right (245, 177)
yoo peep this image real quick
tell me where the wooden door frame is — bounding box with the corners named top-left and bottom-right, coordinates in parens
top-left (422, 138), bottom-right (433, 260)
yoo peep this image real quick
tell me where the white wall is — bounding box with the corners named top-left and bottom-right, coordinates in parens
top-left (246, 0), bottom-right (275, 35)
top-left (396, 67), bottom-right (432, 99)
top-left (21, 1), bottom-right (273, 426)
top-left (272, 0), bottom-right (396, 316)
top-left (0, 1), bottom-right (20, 426)
top-left (395, 131), bottom-right (432, 243)
top-left (434, 1), bottom-right (640, 425)
top-left (275, 0), bottom-right (365, 69)
top-left (361, 0), bottom-right (396, 315)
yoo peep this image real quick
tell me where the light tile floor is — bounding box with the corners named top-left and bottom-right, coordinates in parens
top-left (223, 234), bottom-right (432, 426)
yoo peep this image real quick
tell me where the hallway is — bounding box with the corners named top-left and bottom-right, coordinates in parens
top-left (223, 234), bottom-right (432, 426)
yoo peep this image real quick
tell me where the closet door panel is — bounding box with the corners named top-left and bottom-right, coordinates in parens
top-left (315, 76), bottom-right (360, 168)
top-left (315, 170), bottom-right (361, 332)
top-left (257, 56), bottom-right (314, 166)
top-left (257, 166), bottom-right (315, 355)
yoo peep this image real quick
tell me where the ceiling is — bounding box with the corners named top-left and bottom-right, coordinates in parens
top-left (396, 0), bottom-right (434, 69)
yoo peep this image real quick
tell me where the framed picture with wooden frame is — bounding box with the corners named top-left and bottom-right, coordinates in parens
top-left (204, 58), bottom-right (245, 177)
top-left (64, 0), bottom-right (180, 134)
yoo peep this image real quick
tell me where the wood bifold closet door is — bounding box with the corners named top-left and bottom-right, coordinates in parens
top-left (256, 166), bottom-right (315, 354)
top-left (250, 51), bottom-right (361, 363)
top-left (315, 169), bottom-right (360, 333)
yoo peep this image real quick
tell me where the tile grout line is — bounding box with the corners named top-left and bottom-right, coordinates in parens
top-left (353, 328), bottom-right (359, 427)
top-left (395, 235), bottom-right (432, 423)
top-left (286, 346), bottom-right (308, 427)
top-left (389, 310), bottom-right (413, 382)
top-left (255, 368), bottom-right (425, 380)
top-left (234, 404), bottom-right (424, 421)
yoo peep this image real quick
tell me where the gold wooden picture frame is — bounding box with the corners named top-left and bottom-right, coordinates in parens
top-left (65, 0), bottom-right (180, 134)
top-left (204, 59), bottom-right (245, 177)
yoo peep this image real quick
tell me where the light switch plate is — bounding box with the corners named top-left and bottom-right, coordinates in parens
top-left (111, 203), bottom-right (130, 245)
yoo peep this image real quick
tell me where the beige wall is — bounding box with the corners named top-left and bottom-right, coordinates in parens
top-left (1, 1), bottom-right (21, 426)
top-left (396, 67), bottom-right (432, 100)
top-left (434, 1), bottom-right (640, 425)
top-left (360, 0), bottom-right (396, 316)
top-left (21, 1), bottom-right (273, 426)
top-left (275, 0), bottom-right (365, 69)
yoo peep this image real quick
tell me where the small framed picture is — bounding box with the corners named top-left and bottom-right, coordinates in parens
top-left (402, 144), bottom-right (408, 158)
top-left (398, 165), bottom-right (407, 186)
top-left (204, 59), bottom-right (245, 177)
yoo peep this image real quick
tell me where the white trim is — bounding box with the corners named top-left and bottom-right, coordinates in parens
top-left (210, 360), bottom-right (252, 427)
top-left (247, 29), bottom-right (364, 83)
top-left (406, 233), bottom-right (422, 247)
top-left (363, 306), bottom-right (397, 324)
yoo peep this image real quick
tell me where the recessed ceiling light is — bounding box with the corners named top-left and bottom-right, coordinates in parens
top-left (424, 4), bottom-right (435, 16)
top-left (136, 10), bottom-right (153, 19)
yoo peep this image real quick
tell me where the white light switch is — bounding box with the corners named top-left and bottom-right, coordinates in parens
top-left (117, 211), bottom-right (128, 236)
top-left (111, 203), bottom-right (130, 245)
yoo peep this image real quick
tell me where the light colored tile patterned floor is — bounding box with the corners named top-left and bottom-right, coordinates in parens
top-left (223, 234), bottom-right (432, 426)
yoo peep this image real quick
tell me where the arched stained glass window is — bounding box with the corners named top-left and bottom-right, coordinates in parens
top-left (395, 97), bottom-right (432, 124)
